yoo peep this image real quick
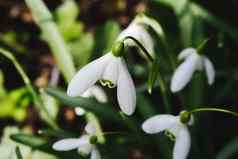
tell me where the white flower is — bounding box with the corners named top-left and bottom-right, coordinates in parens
top-left (67, 18), bottom-right (156, 115)
top-left (75, 85), bottom-right (108, 116)
top-left (53, 123), bottom-right (101, 159)
top-left (142, 111), bottom-right (194, 159)
top-left (67, 52), bottom-right (136, 116)
top-left (171, 48), bottom-right (215, 92)
top-left (117, 21), bottom-right (154, 56)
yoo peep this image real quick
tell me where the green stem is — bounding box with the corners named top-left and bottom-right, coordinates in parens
top-left (24, 0), bottom-right (76, 82)
top-left (0, 48), bottom-right (58, 129)
top-left (191, 108), bottom-right (238, 118)
top-left (123, 36), bottom-right (154, 62)
top-left (134, 14), bottom-right (176, 69)
top-left (122, 36), bottom-right (172, 112)
top-left (197, 38), bottom-right (210, 54)
top-left (157, 72), bottom-right (171, 113)
top-left (85, 112), bottom-right (105, 144)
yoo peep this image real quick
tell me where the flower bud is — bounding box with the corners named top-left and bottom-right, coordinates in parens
top-left (90, 135), bottom-right (98, 145)
top-left (179, 111), bottom-right (192, 124)
top-left (112, 41), bottom-right (125, 57)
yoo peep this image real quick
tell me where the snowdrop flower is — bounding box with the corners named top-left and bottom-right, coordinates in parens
top-left (75, 85), bottom-right (108, 116)
top-left (142, 111), bottom-right (194, 159)
top-left (67, 45), bottom-right (136, 115)
top-left (67, 18), bottom-right (156, 115)
top-left (117, 21), bottom-right (154, 55)
top-left (171, 48), bottom-right (215, 92)
top-left (53, 123), bottom-right (101, 159)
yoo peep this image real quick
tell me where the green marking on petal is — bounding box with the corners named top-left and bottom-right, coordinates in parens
top-left (100, 79), bottom-right (116, 88)
top-left (164, 129), bottom-right (176, 141)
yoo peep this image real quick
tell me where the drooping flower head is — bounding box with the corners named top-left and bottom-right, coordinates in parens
top-left (142, 111), bottom-right (194, 159)
top-left (117, 21), bottom-right (154, 56)
top-left (53, 123), bottom-right (101, 159)
top-left (67, 18), bottom-right (154, 115)
top-left (171, 48), bottom-right (215, 92)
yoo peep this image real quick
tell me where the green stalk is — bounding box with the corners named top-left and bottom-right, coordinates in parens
top-left (85, 112), bottom-right (105, 144)
top-left (123, 36), bottom-right (172, 112)
top-left (191, 107), bottom-right (238, 118)
top-left (0, 48), bottom-right (58, 129)
top-left (24, 0), bottom-right (76, 82)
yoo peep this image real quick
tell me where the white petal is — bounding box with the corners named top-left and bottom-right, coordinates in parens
top-left (203, 57), bottom-right (215, 85)
top-left (53, 138), bottom-right (88, 151)
top-left (101, 56), bottom-right (119, 87)
top-left (82, 85), bottom-right (108, 103)
top-left (117, 23), bottom-right (154, 56)
top-left (67, 53), bottom-right (112, 96)
top-left (75, 107), bottom-right (86, 116)
top-left (91, 148), bottom-right (101, 159)
top-left (77, 135), bottom-right (92, 155)
top-left (78, 144), bottom-right (92, 156)
top-left (117, 58), bottom-right (136, 115)
top-left (85, 123), bottom-right (97, 135)
top-left (142, 115), bottom-right (177, 134)
top-left (173, 126), bottom-right (191, 159)
top-left (170, 53), bottom-right (200, 92)
top-left (178, 48), bottom-right (196, 60)
top-left (89, 85), bottom-right (108, 103)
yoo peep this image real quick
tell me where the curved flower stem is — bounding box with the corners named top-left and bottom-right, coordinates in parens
top-left (190, 108), bottom-right (238, 118)
top-left (122, 36), bottom-right (172, 113)
top-left (123, 36), bottom-right (154, 62)
top-left (0, 48), bottom-right (58, 129)
top-left (102, 131), bottom-right (129, 136)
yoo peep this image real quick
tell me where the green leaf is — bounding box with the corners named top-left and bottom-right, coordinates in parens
top-left (56, 0), bottom-right (79, 24)
top-left (69, 33), bottom-right (94, 67)
top-left (0, 48), bottom-right (58, 128)
top-left (0, 70), bottom-right (6, 98)
top-left (11, 133), bottom-right (84, 159)
top-left (147, 59), bottom-right (160, 94)
top-left (152, 0), bottom-right (188, 15)
top-left (216, 137), bottom-right (238, 159)
top-left (179, 6), bottom-right (205, 47)
top-left (25, 0), bottom-right (76, 82)
top-left (94, 21), bottom-right (120, 56)
top-left (38, 129), bottom-right (77, 138)
top-left (15, 147), bottom-right (23, 159)
top-left (189, 3), bottom-right (238, 41)
top-left (45, 87), bottom-right (121, 123)
top-left (137, 94), bottom-right (158, 119)
top-left (0, 87), bottom-right (30, 121)
top-left (11, 134), bottom-right (48, 148)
